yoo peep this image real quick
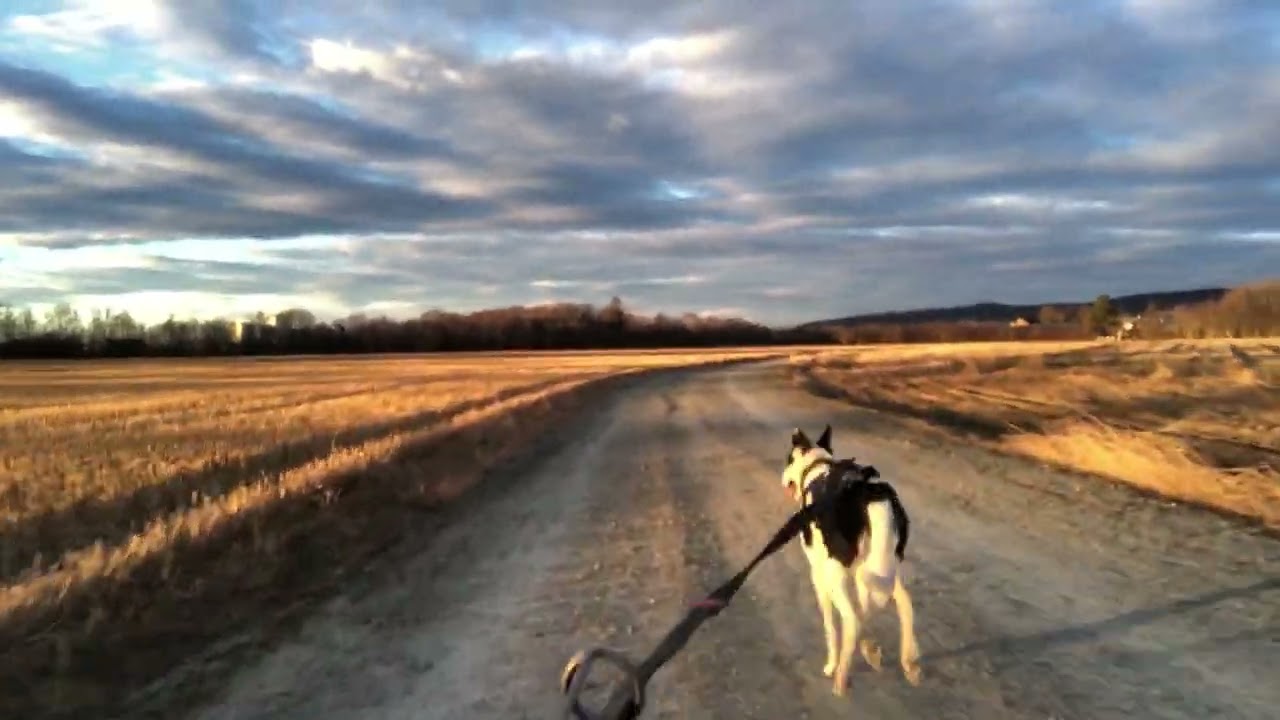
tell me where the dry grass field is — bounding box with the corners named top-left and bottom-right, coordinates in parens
top-left (0, 347), bottom-right (783, 718)
top-left (792, 338), bottom-right (1280, 529)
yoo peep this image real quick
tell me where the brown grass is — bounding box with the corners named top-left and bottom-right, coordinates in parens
top-left (792, 338), bottom-right (1280, 528)
top-left (0, 348), bottom-right (783, 719)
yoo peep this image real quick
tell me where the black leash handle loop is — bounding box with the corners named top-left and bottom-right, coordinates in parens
top-left (560, 647), bottom-right (643, 720)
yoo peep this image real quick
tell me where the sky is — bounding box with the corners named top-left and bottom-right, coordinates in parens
top-left (1, 0), bottom-right (1278, 327)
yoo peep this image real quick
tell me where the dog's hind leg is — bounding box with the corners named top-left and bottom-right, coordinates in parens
top-left (810, 570), bottom-right (838, 678)
top-left (852, 566), bottom-right (883, 671)
top-left (828, 573), bottom-right (860, 696)
top-left (893, 574), bottom-right (922, 686)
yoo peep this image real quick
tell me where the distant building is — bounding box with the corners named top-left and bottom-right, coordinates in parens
top-left (1009, 316), bottom-right (1033, 328)
top-left (1116, 314), bottom-right (1141, 340)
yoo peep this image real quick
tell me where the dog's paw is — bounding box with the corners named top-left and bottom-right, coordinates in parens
top-left (822, 660), bottom-right (836, 677)
top-left (860, 639), bottom-right (883, 671)
top-left (903, 661), bottom-right (923, 687)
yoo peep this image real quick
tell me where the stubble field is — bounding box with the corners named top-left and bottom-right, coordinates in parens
top-left (792, 337), bottom-right (1280, 529)
top-left (0, 347), bottom-right (785, 718)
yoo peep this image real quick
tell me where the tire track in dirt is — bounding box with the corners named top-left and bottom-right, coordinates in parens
top-left (629, 383), bottom-right (817, 719)
top-left (189, 376), bottom-right (708, 720)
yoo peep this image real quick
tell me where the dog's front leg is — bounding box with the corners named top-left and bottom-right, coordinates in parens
top-left (810, 571), bottom-right (838, 677)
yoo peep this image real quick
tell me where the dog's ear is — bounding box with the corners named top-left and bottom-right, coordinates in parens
top-left (816, 424), bottom-right (833, 454)
top-left (791, 427), bottom-right (812, 450)
top-left (859, 465), bottom-right (880, 481)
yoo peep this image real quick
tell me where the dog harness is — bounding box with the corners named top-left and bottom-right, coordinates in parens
top-left (795, 457), bottom-right (885, 563)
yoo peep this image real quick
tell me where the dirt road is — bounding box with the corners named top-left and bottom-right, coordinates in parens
top-left (186, 361), bottom-right (1279, 720)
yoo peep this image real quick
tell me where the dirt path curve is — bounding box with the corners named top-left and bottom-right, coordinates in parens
top-left (188, 361), bottom-right (1280, 720)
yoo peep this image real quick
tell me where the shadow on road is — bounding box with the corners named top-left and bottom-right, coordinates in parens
top-left (922, 576), bottom-right (1280, 667)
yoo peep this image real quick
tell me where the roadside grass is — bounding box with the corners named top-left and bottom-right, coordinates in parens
top-left (791, 338), bottom-right (1280, 529)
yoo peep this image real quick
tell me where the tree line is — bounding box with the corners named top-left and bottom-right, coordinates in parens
top-left (0, 297), bottom-right (832, 359)
top-left (5, 281), bottom-right (1275, 359)
top-left (826, 281), bottom-right (1280, 345)
top-left (1142, 281), bottom-right (1280, 339)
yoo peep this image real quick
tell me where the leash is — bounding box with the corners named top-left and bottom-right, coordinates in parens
top-left (559, 458), bottom-right (879, 719)
top-left (558, 505), bottom-right (816, 719)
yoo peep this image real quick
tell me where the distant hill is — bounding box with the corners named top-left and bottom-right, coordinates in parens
top-left (801, 287), bottom-right (1228, 329)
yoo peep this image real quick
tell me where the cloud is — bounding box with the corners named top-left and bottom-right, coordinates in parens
top-left (1, 0), bottom-right (1277, 326)
top-left (0, 61), bottom-right (494, 239)
top-left (185, 87), bottom-right (467, 162)
top-left (529, 273), bottom-right (706, 291)
top-left (6, 1), bottom-right (163, 51)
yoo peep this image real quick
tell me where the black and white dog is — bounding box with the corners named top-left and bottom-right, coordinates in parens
top-left (781, 424), bottom-right (922, 696)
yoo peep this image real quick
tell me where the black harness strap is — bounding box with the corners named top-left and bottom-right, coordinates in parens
top-left (795, 457), bottom-right (881, 545)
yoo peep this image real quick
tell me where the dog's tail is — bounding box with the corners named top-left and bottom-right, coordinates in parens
top-left (889, 492), bottom-right (909, 560)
